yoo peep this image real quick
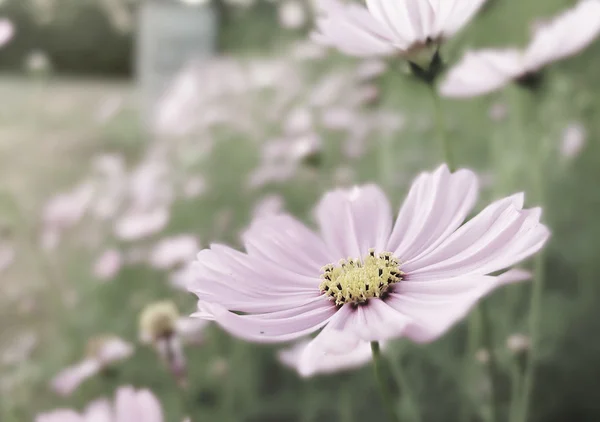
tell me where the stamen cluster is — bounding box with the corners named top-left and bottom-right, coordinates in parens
top-left (319, 249), bottom-right (403, 306)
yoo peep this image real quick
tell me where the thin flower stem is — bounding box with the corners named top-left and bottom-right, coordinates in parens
top-left (428, 84), bottom-right (455, 171)
top-left (479, 302), bottom-right (502, 422)
top-left (508, 356), bottom-right (524, 422)
top-left (517, 94), bottom-right (547, 422)
top-left (518, 240), bottom-right (546, 422)
top-left (371, 341), bottom-right (401, 422)
top-left (389, 348), bottom-right (422, 422)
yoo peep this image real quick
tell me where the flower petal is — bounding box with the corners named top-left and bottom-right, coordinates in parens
top-left (189, 244), bottom-right (321, 313)
top-left (278, 304), bottom-right (377, 377)
top-left (193, 299), bottom-right (336, 343)
top-left (439, 49), bottom-right (525, 98)
top-left (134, 389), bottom-right (164, 422)
top-left (243, 214), bottom-right (332, 276)
top-left (387, 165), bottom-right (479, 261)
top-left (365, 0), bottom-right (420, 44)
top-left (313, 0), bottom-right (399, 57)
top-left (279, 337), bottom-right (375, 378)
top-left (525, 0), bottom-right (600, 71)
top-left (436, 0), bottom-right (489, 38)
top-left (387, 269), bottom-right (530, 343)
top-left (404, 194), bottom-right (550, 279)
top-left (315, 184), bottom-right (393, 259)
top-left (35, 410), bottom-right (84, 422)
top-left (50, 359), bottom-right (101, 397)
top-left (83, 399), bottom-right (112, 422)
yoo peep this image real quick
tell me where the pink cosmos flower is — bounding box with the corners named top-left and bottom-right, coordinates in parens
top-left (0, 18), bottom-right (14, 48)
top-left (149, 235), bottom-right (200, 270)
top-left (93, 249), bottom-right (123, 281)
top-left (51, 336), bottom-right (134, 396)
top-left (440, 0), bottom-right (600, 97)
top-left (313, 0), bottom-right (489, 57)
top-left (36, 386), bottom-right (164, 422)
top-left (188, 165), bottom-right (549, 357)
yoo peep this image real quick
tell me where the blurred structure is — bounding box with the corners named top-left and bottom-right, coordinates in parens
top-left (136, 0), bottom-right (218, 132)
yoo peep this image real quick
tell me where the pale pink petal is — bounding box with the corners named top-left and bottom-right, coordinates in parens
top-left (243, 214), bottom-right (333, 275)
top-left (134, 389), bottom-right (164, 422)
top-left (0, 18), bottom-right (14, 47)
top-left (436, 0), bottom-right (489, 37)
top-left (83, 399), bottom-right (112, 422)
top-left (97, 337), bottom-right (134, 364)
top-left (35, 410), bottom-right (83, 422)
top-left (51, 359), bottom-right (101, 396)
top-left (315, 185), bottom-right (393, 259)
top-left (404, 194), bottom-right (550, 279)
top-left (525, 0), bottom-right (600, 70)
top-left (175, 317), bottom-right (210, 343)
top-left (189, 245), bottom-right (321, 313)
top-left (388, 165), bottom-right (479, 261)
top-left (346, 299), bottom-right (411, 342)
top-left (115, 386), bottom-right (141, 422)
top-left (279, 337), bottom-right (375, 377)
top-left (365, 0), bottom-right (420, 44)
top-left (387, 269), bottom-right (531, 342)
top-left (193, 300), bottom-right (336, 343)
top-left (313, 0), bottom-right (399, 57)
top-left (439, 49), bottom-right (525, 98)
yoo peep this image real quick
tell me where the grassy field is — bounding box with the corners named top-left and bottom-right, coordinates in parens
top-left (2, 0), bottom-right (600, 421)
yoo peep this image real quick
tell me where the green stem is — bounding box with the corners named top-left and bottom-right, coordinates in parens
top-left (517, 251), bottom-right (545, 422)
top-left (479, 303), bottom-right (502, 422)
top-left (371, 341), bottom-right (401, 422)
top-left (429, 85), bottom-right (455, 171)
top-left (389, 348), bottom-right (421, 422)
top-left (516, 89), bottom-right (547, 422)
top-left (508, 356), bottom-right (524, 422)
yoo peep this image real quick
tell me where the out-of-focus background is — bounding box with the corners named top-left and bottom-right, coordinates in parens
top-left (1, 0), bottom-right (599, 421)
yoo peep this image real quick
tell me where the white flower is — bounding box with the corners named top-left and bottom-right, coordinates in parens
top-left (279, 1), bottom-right (307, 29)
top-left (114, 208), bottom-right (170, 241)
top-left (51, 336), bottom-right (134, 396)
top-left (37, 386), bottom-right (164, 422)
top-left (0, 18), bottom-right (14, 47)
top-left (149, 235), bottom-right (200, 270)
top-left (440, 0), bottom-right (600, 97)
top-left (313, 0), bottom-right (488, 57)
top-left (92, 249), bottom-right (123, 281)
top-left (560, 122), bottom-right (586, 159)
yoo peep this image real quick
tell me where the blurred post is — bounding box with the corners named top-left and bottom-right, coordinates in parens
top-left (136, 0), bottom-right (218, 134)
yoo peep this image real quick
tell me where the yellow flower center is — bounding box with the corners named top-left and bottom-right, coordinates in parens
top-left (319, 249), bottom-right (403, 306)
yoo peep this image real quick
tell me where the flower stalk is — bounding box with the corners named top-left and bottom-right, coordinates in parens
top-left (371, 341), bottom-right (401, 422)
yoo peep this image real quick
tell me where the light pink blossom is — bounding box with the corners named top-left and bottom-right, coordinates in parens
top-left (440, 0), bottom-right (600, 97)
top-left (93, 249), bottom-right (123, 281)
top-left (0, 18), bottom-right (14, 47)
top-left (279, 0), bottom-right (307, 29)
top-left (51, 337), bottom-right (133, 396)
top-left (313, 0), bottom-right (488, 57)
top-left (188, 165), bottom-right (548, 356)
top-left (149, 235), bottom-right (200, 270)
top-left (560, 122), bottom-right (586, 159)
top-left (114, 208), bottom-right (170, 241)
top-left (37, 386), bottom-right (164, 422)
